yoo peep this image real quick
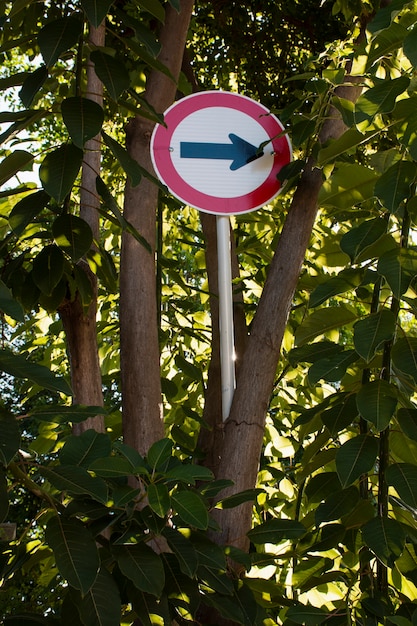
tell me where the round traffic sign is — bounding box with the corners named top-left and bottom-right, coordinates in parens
top-left (150, 91), bottom-right (291, 215)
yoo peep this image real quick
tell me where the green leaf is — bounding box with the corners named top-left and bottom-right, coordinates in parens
top-left (52, 214), bottom-right (93, 260)
top-left (39, 144), bottom-right (83, 204)
top-left (294, 305), bottom-right (357, 346)
top-left (315, 486), bottom-right (359, 524)
top-left (386, 463), bottom-right (417, 509)
top-left (59, 430), bottom-right (111, 467)
top-left (308, 349), bottom-right (358, 385)
top-left (336, 435), bottom-right (379, 488)
top-left (164, 463), bottom-right (214, 485)
top-left (321, 394), bottom-right (358, 435)
top-left (353, 309), bottom-right (396, 363)
top-left (61, 97), bottom-right (104, 148)
top-left (38, 16), bottom-right (83, 66)
top-left (218, 488), bottom-right (264, 509)
top-left (9, 190), bottom-right (50, 237)
top-left (378, 248), bottom-right (417, 299)
top-left (198, 565), bottom-right (234, 595)
top-left (0, 408), bottom-right (21, 466)
top-left (90, 50), bottom-right (130, 100)
top-left (147, 438), bottom-right (173, 471)
top-left (0, 348), bottom-right (71, 395)
top-left (171, 491), bottom-right (209, 530)
top-left (340, 218), bottom-right (388, 262)
top-left (138, 0), bottom-right (165, 22)
top-left (96, 177), bottom-right (152, 252)
top-left (305, 472), bottom-right (341, 503)
top-left (356, 380), bottom-right (397, 431)
top-left (288, 341), bottom-right (343, 366)
top-left (46, 515), bottom-right (99, 594)
top-left (41, 465), bottom-right (108, 503)
top-left (397, 408), bottom-right (417, 441)
top-left (163, 527), bottom-right (198, 577)
top-left (374, 160), bottom-right (416, 213)
top-left (247, 518), bottom-right (306, 544)
top-left (0, 469), bottom-right (9, 522)
top-left (114, 543), bottom-right (165, 597)
top-left (19, 66), bottom-right (48, 107)
top-left (0, 150), bottom-right (34, 187)
top-left (28, 404), bottom-right (106, 424)
top-left (319, 164), bottom-right (378, 209)
top-left (367, 22), bottom-right (408, 69)
top-left (89, 456), bottom-right (134, 478)
top-left (147, 482), bottom-right (170, 517)
top-left (309, 268), bottom-right (363, 308)
top-left (80, 0), bottom-right (113, 27)
top-left (355, 76), bottom-right (410, 123)
top-left (32, 245), bottom-right (65, 296)
top-left (286, 603), bottom-right (327, 625)
top-left (75, 569), bottom-right (121, 626)
top-left (318, 127), bottom-right (378, 165)
top-left (404, 24), bottom-right (417, 65)
top-left (392, 337), bottom-right (417, 384)
top-left (101, 130), bottom-right (141, 187)
top-left (362, 516), bottom-right (406, 567)
top-left (0, 279), bottom-right (24, 322)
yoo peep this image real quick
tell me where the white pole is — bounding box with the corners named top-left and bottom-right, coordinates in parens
top-left (216, 215), bottom-right (236, 421)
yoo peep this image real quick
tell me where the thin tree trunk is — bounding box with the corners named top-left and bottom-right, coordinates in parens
top-left (60, 23), bottom-right (105, 435)
top-left (120, 0), bottom-right (195, 455)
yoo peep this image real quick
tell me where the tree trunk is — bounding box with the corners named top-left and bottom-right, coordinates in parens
top-left (120, 0), bottom-right (195, 455)
top-left (60, 22), bottom-right (105, 435)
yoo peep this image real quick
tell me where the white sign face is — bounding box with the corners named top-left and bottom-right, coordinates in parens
top-left (150, 91), bottom-right (292, 216)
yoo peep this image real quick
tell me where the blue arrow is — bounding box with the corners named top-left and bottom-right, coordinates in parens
top-left (180, 133), bottom-right (263, 171)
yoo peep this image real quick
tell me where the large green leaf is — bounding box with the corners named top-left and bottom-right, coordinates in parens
top-left (336, 435), bottom-right (379, 488)
top-left (59, 430), bottom-right (111, 467)
top-left (9, 190), bottom-right (50, 237)
top-left (89, 456), bottom-right (134, 478)
top-left (39, 144), bottom-right (83, 204)
top-left (138, 0), bottom-right (165, 22)
top-left (356, 380), bottom-right (397, 431)
top-left (0, 408), bottom-right (21, 466)
top-left (19, 66), bottom-right (48, 107)
top-left (353, 309), bottom-right (396, 363)
top-left (76, 569), bottom-right (121, 626)
top-left (32, 245), bottom-right (65, 296)
top-left (163, 527), bottom-right (198, 577)
top-left (80, 0), bottom-right (114, 27)
top-left (315, 486), bottom-right (359, 524)
top-left (0, 348), bottom-right (71, 395)
top-left (0, 150), bottom-right (34, 187)
top-left (386, 463), bottom-right (417, 509)
top-left (164, 463), bottom-right (214, 485)
top-left (321, 394), bottom-right (358, 435)
top-left (147, 438), bottom-right (173, 471)
top-left (308, 349), bottom-right (358, 385)
top-left (319, 164), bottom-right (378, 209)
top-left (309, 268), bottom-right (363, 308)
top-left (355, 76), bottom-right (410, 123)
top-left (46, 515), bottom-right (99, 594)
top-left (404, 23), bottom-right (417, 65)
top-left (147, 482), bottom-right (170, 517)
top-left (378, 248), bottom-right (417, 299)
top-left (171, 491), bottom-right (209, 530)
top-left (90, 51), bottom-right (130, 100)
top-left (294, 306), bottom-right (357, 346)
top-left (366, 22), bottom-right (408, 69)
top-left (318, 127), bottom-right (379, 165)
top-left (397, 408), bottom-right (417, 441)
top-left (288, 341), bottom-right (343, 366)
top-left (52, 214), bottom-right (93, 260)
top-left (362, 516), bottom-right (406, 567)
top-left (305, 472), bottom-right (341, 503)
top-left (101, 131), bottom-right (142, 187)
top-left (286, 604), bottom-right (327, 625)
top-left (0, 279), bottom-right (24, 322)
top-left (392, 337), bottom-right (417, 384)
top-left (28, 404), bottom-right (106, 424)
top-left (374, 160), bottom-right (416, 213)
top-left (41, 465), bottom-right (108, 503)
top-left (340, 218), bottom-right (388, 262)
top-left (38, 16), bottom-right (83, 66)
top-left (114, 543), bottom-right (165, 596)
top-left (247, 518), bottom-right (306, 544)
top-left (61, 97), bottom-right (104, 148)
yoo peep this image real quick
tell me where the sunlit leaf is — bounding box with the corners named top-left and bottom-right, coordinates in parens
top-left (378, 248), bottom-right (417, 299)
top-left (114, 543), bottom-right (165, 596)
top-left (366, 22), bottom-right (408, 69)
top-left (336, 435), bottom-right (379, 488)
top-left (356, 380), bottom-right (397, 431)
top-left (374, 160), bottom-right (416, 213)
top-left (0, 279), bottom-right (24, 322)
top-left (340, 218), bottom-right (388, 262)
top-left (61, 97), bottom-right (104, 148)
top-left (355, 76), bottom-right (410, 123)
top-left (218, 488), bottom-right (264, 509)
top-left (286, 603), bottom-right (327, 625)
top-left (0, 408), bottom-right (21, 466)
top-left (362, 516), bottom-right (406, 567)
top-left (52, 214), bottom-right (93, 260)
top-left (294, 305), bottom-right (357, 346)
top-left (39, 144), bottom-right (83, 204)
top-left (387, 463), bottom-right (417, 509)
top-left (319, 164), bottom-right (378, 209)
top-left (404, 24), bottom-right (417, 65)
top-left (90, 50), bottom-right (130, 100)
top-left (171, 491), bottom-right (209, 530)
top-left (38, 16), bottom-right (83, 66)
top-left (46, 515), bottom-right (99, 594)
top-left (392, 337), bottom-right (417, 384)
top-left (0, 348), bottom-right (71, 395)
top-left (0, 150), bottom-right (34, 187)
top-left (309, 268), bottom-right (363, 308)
top-left (353, 309), bottom-right (396, 362)
top-left (80, 0), bottom-right (114, 27)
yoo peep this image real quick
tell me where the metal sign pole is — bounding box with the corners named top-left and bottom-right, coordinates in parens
top-left (216, 215), bottom-right (236, 421)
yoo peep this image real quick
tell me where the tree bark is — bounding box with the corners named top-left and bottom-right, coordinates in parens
top-left (120, 0), bottom-right (195, 455)
top-left (60, 23), bottom-right (105, 435)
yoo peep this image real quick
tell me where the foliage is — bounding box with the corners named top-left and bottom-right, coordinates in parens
top-left (1, 0), bottom-right (417, 624)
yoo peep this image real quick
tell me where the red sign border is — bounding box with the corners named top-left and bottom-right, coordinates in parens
top-left (150, 91), bottom-right (292, 215)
